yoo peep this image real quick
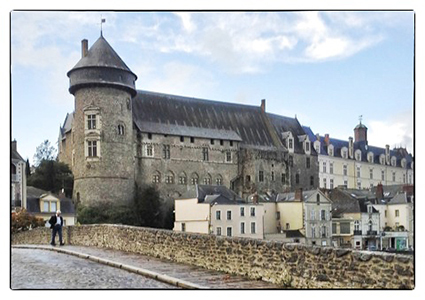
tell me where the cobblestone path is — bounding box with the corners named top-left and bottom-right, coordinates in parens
top-left (11, 248), bottom-right (178, 289)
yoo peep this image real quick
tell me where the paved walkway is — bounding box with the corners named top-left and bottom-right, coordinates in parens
top-left (12, 244), bottom-right (281, 289)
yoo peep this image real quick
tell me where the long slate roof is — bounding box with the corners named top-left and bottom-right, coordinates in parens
top-left (302, 126), bottom-right (413, 168)
top-left (133, 90), bottom-right (294, 149)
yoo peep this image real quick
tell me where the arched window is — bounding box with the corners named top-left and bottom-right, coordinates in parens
top-left (216, 174), bottom-right (223, 185)
top-left (191, 173), bottom-right (199, 185)
top-left (165, 170), bottom-right (174, 184)
top-left (203, 173), bottom-right (212, 185)
top-left (178, 172), bottom-right (187, 185)
top-left (152, 171), bottom-right (161, 183)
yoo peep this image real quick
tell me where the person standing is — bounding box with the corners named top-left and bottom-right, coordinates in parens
top-left (49, 210), bottom-right (64, 246)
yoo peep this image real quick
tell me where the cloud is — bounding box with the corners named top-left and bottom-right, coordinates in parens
top-left (368, 110), bottom-right (414, 154)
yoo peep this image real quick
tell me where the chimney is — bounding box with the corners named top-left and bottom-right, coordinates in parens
top-left (261, 99), bottom-right (266, 113)
top-left (11, 140), bottom-right (17, 152)
top-left (376, 183), bottom-right (384, 200)
top-left (82, 39), bottom-right (88, 58)
top-left (316, 133), bottom-right (320, 141)
top-left (295, 188), bottom-right (303, 201)
top-left (385, 144), bottom-right (390, 164)
top-left (324, 134), bottom-right (330, 146)
top-left (348, 137), bottom-right (354, 158)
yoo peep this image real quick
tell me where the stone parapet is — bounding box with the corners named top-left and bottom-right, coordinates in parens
top-left (12, 224), bottom-right (414, 288)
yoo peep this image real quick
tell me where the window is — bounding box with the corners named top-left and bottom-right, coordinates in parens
top-left (87, 140), bottom-right (98, 157)
top-left (226, 151), bottom-right (232, 162)
top-left (306, 157), bottom-right (311, 169)
top-left (342, 149), bottom-right (347, 159)
top-left (276, 212), bottom-right (280, 220)
top-left (310, 176), bottom-right (314, 186)
top-left (370, 169), bottom-right (373, 179)
top-left (288, 138), bottom-right (293, 149)
top-left (216, 211), bottom-right (221, 220)
top-left (250, 222), bottom-right (256, 234)
top-left (305, 141), bottom-right (310, 152)
top-left (246, 175), bottom-right (251, 183)
top-left (271, 171), bottom-right (275, 181)
top-left (210, 139), bottom-right (214, 145)
top-left (117, 124), bottom-right (125, 135)
top-left (250, 207), bottom-right (256, 217)
top-left (181, 223), bottom-right (186, 232)
top-left (316, 194), bottom-right (320, 205)
top-left (323, 161), bottom-right (327, 173)
top-left (357, 181), bottom-right (361, 189)
top-left (381, 170), bottom-right (385, 181)
top-left (179, 174), bottom-right (187, 185)
top-left (191, 173), bottom-right (199, 185)
top-left (152, 173), bottom-right (160, 183)
top-left (203, 175), bottom-right (211, 185)
top-left (282, 173), bottom-right (286, 184)
top-left (340, 222), bottom-right (350, 234)
top-left (392, 172), bottom-right (396, 182)
top-left (148, 133), bottom-right (152, 139)
top-left (240, 222), bottom-right (245, 234)
top-left (240, 207), bottom-right (245, 217)
top-left (330, 163), bottom-right (333, 174)
top-left (357, 166), bottom-right (361, 178)
top-left (180, 136), bottom-right (184, 142)
top-left (190, 137), bottom-right (195, 143)
top-left (368, 153), bottom-right (374, 163)
top-left (165, 172), bottom-right (174, 184)
top-left (295, 173), bottom-right (300, 184)
top-left (286, 223), bottom-right (290, 230)
top-left (329, 147), bottom-right (334, 157)
top-left (230, 141), bottom-right (233, 147)
top-left (51, 201), bottom-right (57, 212)
top-left (87, 114), bottom-right (96, 129)
top-left (354, 220), bottom-right (360, 231)
top-left (220, 140), bottom-right (223, 146)
top-left (226, 227), bottom-right (232, 237)
top-left (288, 156), bottom-right (293, 167)
top-left (311, 226), bottom-right (316, 238)
top-left (332, 223), bottom-right (337, 234)
top-left (163, 145), bottom-right (170, 159)
top-left (384, 210), bottom-right (387, 218)
top-left (321, 225), bottom-right (327, 238)
top-left (216, 176), bottom-right (222, 185)
top-left (227, 210), bottom-right (232, 220)
top-left (43, 202), bottom-right (49, 212)
top-left (310, 209), bottom-right (315, 220)
top-left (322, 178), bottom-right (327, 189)
top-left (202, 147), bottom-right (209, 161)
top-left (216, 227), bottom-right (221, 236)
top-left (343, 165), bottom-right (348, 176)
top-left (395, 210), bottom-right (400, 217)
top-left (259, 171), bottom-right (264, 182)
top-left (146, 144), bottom-right (153, 157)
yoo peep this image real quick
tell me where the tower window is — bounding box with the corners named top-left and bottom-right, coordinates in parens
top-left (202, 147), bottom-right (209, 161)
top-left (190, 137), bottom-right (195, 143)
top-left (87, 115), bottom-right (97, 130)
top-left (118, 124), bottom-right (125, 135)
top-left (226, 151), bottom-right (232, 162)
top-left (163, 145), bottom-right (170, 159)
top-left (87, 140), bottom-right (98, 157)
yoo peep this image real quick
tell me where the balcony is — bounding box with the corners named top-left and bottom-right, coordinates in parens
top-left (367, 230), bottom-right (378, 236)
top-left (353, 230), bottom-right (362, 236)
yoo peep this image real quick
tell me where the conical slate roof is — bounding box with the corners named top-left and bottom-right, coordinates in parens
top-left (69, 35), bottom-right (135, 76)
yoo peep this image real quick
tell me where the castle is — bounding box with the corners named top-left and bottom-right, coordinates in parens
top-left (58, 34), bottom-right (413, 206)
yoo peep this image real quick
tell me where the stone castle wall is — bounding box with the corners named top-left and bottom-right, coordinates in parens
top-left (12, 224), bottom-right (414, 289)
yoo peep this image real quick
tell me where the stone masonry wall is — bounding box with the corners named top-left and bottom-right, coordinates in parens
top-left (12, 224), bottom-right (414, 289)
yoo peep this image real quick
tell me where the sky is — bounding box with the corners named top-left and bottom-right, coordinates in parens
top-left (10, 10), bottom-right (414, 164)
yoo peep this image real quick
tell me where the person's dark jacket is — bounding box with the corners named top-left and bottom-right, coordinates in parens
top-left (48, 215), bottom-right (64, 229)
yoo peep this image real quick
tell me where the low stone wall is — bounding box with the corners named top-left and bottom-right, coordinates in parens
top-left (12, 224), bottom-right (414, 289)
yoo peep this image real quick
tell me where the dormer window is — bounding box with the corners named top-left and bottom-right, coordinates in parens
top-left (380, 154), bottom-right (385, 165)
top-left (401, 159), bottom-right (407, 168)
top-left (341, 147), bottom-right (348, 159)
top-left (355, 150), bottom-right (362, 161)
top-left (288, 138), bottom-right (293, 149)
top-left (391, 156), bottom-right (397, 167)
top-left (368, 152), bottom-right (374, 163)
top-left (328, 144), bottom-right (334, 157)
top-left (305, 141), bottom-right (310, 152)
top-left (314, 140), bottom-right (320, 154)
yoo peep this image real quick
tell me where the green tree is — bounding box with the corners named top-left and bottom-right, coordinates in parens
top-left (27, 160), bottom-right (73, 197)
top-left (134, 185), bottom-right (162, 228)
top-left (25, 158), bottom-right (31, 178)
top-left (33, 140), bottom-right (57, 167)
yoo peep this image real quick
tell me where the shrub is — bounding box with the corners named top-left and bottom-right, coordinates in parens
top-left (12, 208), bottom-right (45, 234)
top-left (76, 202), bottom-right (136, 225)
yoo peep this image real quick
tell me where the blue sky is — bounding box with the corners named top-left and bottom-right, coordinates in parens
top-left (10, 10), bottom-right (414, 164)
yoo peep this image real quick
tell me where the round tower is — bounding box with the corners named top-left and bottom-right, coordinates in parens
top-left (67, 35), bottom-right (137, 206)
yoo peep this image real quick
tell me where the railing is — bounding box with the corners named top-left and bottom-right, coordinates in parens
top-left (353, 230), bottom-right (362, 236)
top-left (367, 230), bottom-right (378, 236)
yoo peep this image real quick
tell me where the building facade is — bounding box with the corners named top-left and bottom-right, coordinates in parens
top-left (59, 35), bottom-right (319, 206)
top-left (303, 122), bottom-right (414, 190)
